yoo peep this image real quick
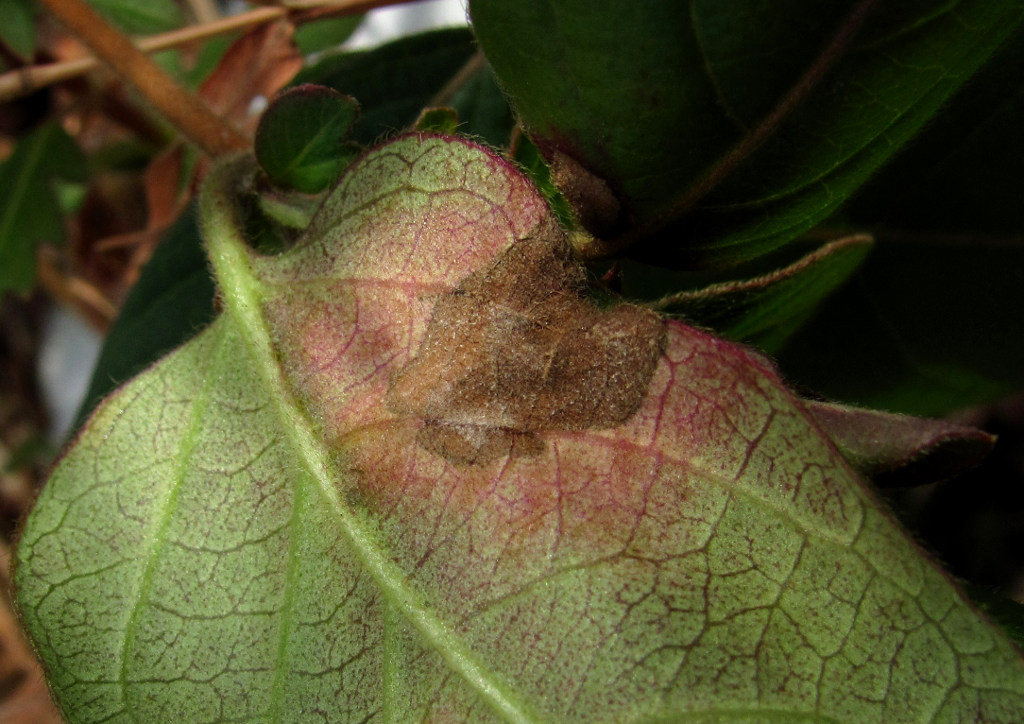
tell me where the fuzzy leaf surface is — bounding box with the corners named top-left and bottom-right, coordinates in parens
top-left (806, 401), bottom-right (995, 488)
top-left (16, 136), bottom-right (1024, 723)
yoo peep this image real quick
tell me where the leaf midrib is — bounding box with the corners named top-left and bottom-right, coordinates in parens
top-left (201, 156), bottom-right (541, 723)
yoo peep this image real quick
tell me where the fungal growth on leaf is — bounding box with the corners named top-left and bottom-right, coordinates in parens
top-left (387, 230), bottom-right (666, 464)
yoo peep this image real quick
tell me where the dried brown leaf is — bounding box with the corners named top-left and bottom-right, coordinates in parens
top-left (198, 19), bottom-right (302, 137)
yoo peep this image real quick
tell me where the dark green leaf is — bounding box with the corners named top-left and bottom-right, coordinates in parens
top-left (255, 85), bottom-right (361, 193)
top-left (653, 234), bottom-right (871, 353)
top-left (847, 24), bottom-right (1024, 236)
top-left (87, 0), bottom-right (184, 34)
top-left (470, 0), bottom-right (1024, 267)
top-left (0, 0), bottom-right (35, 59)
top-left (776, 238), bottom-right (1024, 417)
top-left (293, 14), bottom-right (362, 55)
top-left (74, 203), bottom-right (216, 428)
top-left (964, 585), bottom-right (1024, 649)
top-left (786, 26), bottom-right (1024, 418)
top-left (0, 123), bottom-right (86, 295)
top-left (448, 62), bottom-right (515, 148)
top-left (296, 28), bottom-right (513, 147)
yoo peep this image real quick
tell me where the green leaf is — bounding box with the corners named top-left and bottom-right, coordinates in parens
top-left (470, 0), bottom-right (1024, 267)
top-left (448, 61), bottom-right (516, 149)
top-left (511, 133), bottom-right (574, 228)
top-left (297, 28), bottom-right (513, 148)
top-left (0, 0), bottom-right (36, 60)
top-left (414, 107), bottom-right (460, 135)
top-left (779, 26), bottom-right (1024, 417)
top-left (776, 238), bottom-right (1024, 417)
top-left (651, 234), bottom-right (872, 353)
top-left (17, 137), bottom-right (1024, 722)
top-left (73, 204), bottom-right (217, 429)
top-left (257, 188), bottom-right (324, 231)
top-left (297, 28), bottom-right (476, 144)
top-left (0, 122), bottom-right (86, 295)
top-left (293, 14), bottom-right (362, 56)
top-left (846, 23), bottom-right (1024, 236)
top-left (255, 85), bottom-right (362, 193)
top-left (87, 0), bottom-right (184, 34)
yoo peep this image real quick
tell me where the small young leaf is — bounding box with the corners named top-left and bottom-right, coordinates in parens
top-left (297, 28), bottom-right (513, 147)
top-left (511, 132), bottom-right (574, 227)
top-left (653, 234), bottom-right (872, 353)
top-left (414, 107), bottom-right (460, 134)
top-left (255, 85), bottom-right (362, 193)
top-left (0, 122), bottom-right (86, 294)
top-left (257, 189), bottom-right (323, 231)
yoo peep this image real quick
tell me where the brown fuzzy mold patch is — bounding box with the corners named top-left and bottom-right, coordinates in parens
top-left (387, 232), bottom-right (666, 465)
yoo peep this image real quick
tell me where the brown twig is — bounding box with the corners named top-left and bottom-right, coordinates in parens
top-left (33, 0), bottom-right (249, 156)
top-left (0, 0), bottom-right (420, 104)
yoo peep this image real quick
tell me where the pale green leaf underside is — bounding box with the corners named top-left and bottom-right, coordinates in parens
top-left (16, 137), bottom-right (1024, 723)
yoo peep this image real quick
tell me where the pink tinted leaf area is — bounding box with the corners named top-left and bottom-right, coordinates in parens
top-left (806, 400), bottom-right (996, 487)
top-left (247, 134), bottom-right (1024, 720)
